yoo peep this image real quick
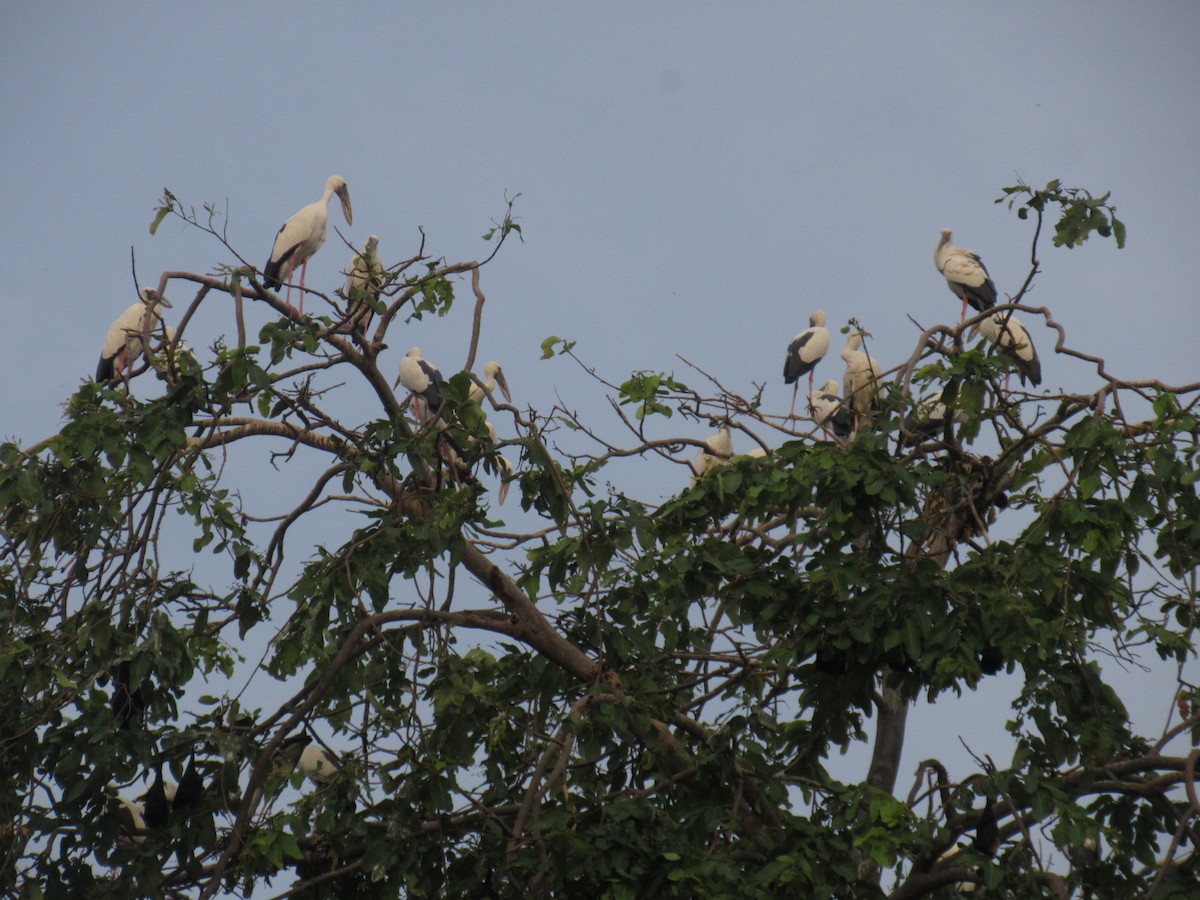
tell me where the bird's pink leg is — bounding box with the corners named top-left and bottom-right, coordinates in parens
top-left (960, 293), bottom-right (968, 324)
top-left (298, 259), bottom-right (309, 315)
top-left (282, 260), bottom-right (295, 312)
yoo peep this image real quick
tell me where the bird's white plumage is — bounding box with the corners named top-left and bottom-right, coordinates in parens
top-left (264, 175), bottom-right (353, 312)
top-left (97, 288), bottom-right (172, 381)
top-left (840, 331), bottom-right (882, 415)
top-left (784, 309), bottom-right (831, 418)
top-left (784, 310), bottom-right (831, 383)
top-left (298, 741), bottom-right (339, 783)
top-left (343, 234), bottom-right (383, 334)
top-left (468, 360), bottom-right (512, 406)
top-left (692, 424), bottom-right (733, 480)
top-left (810, 378), bottom-right (852, 438)
top-left (976, 311), bottom-right (1042, 385)
top-left (935, 228), bottom-right (997, 315)
top-left (903, 385), bottom-right (964, 440)
top-left (395, 347), bottom-right (445, 420)
top-left (345, 234), bottom-right (382, 297)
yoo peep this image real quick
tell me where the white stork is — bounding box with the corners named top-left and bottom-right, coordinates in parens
top-left (394, 347), bottom-right (446, 422)
top-left (298, 741), bottom-right (340, 783)
top-left (840, 331), bottom-right (882, 421)
top-left (467, 360), bottom-right (513, 407)
top-left (974, 311), bottom-right (1042, 387)
top-left (96, 288), bottom-right (173, 382)
top-left (810, 379), bottom-right (853, 441)
top-left (275, 734), bottom-right (354, 809)
top-left (783, 310), bottom-right (831, 418)
top-left (903, 385), bottom-right (961, 442)
top-left (263, 175), bottom-right (353, 315)
top-left (344, 234), bottom-right (383, 332)
top-left (691, 424), bottom-right (733, 482)
top-left (935, 228), bottom-right (997, 323)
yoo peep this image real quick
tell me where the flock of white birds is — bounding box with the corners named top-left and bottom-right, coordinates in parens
top-left (92, 176), bottom-right (1044, 506)
top-left (692, 226), bottom-right (1044, 478)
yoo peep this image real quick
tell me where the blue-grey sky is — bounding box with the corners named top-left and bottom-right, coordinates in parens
top-left (2, 1), bottom-right (1197, 878)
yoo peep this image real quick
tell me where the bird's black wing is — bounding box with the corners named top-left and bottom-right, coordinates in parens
top-left (262, 223), bottom-right (297, 291)
top-left (783, 332), bottom-right (815, 383)
top-left (419, 361), bottom-right (445, 413)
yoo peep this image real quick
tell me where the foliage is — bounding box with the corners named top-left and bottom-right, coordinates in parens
top-left (1, 183), bottom-right (1198, 899)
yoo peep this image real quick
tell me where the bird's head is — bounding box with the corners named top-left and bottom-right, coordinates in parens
top-left (328, 175), bottom-right (353, 226)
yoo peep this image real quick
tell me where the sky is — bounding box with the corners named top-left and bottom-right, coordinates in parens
top-left (2, 1), bottom-right (1198, 886)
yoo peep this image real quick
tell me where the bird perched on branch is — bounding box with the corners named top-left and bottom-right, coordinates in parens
top-left (810, 379), bottom-right (853, 442)
top-left (344, 234), bottom-right (383, 333)
top-left (782, 312), bottom-right (830, 422)
top-left (395, 347), bottom-right (446, 422)
top-left (275, 734), bottom-right (355, 811)
top-left (468, 360), bottom-right (513, 408)
top-left (974, 311), bottom-right (1042, 387)
top-left (902, 384), bottom-right (964, 443)
top-left (96, 288), bottom-right (173, 382)
top-left (691, 424), bottom-right (733, 482)
top-left (840, 331), bottom-right (881, 421)
top-left (935, 228), bottom-right (997, 323)
top-left (263, 175), bottom-right (353, 315)
top-left (784, 310), bottom-right (830, 418)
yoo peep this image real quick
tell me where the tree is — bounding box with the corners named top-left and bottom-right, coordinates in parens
top-left (1, 180), bottom-right (1197, 899)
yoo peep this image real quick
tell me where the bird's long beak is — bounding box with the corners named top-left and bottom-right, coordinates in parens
top-left (495, 371), bottom-right (512, 404)
top-left (392, 371), bottom-right (403, 389)
top-left (338, 187), bottom-right (353, 227)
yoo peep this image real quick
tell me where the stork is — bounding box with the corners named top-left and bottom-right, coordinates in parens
top-left (974, 311), bottom-right (1042, 388)
top-left (902, 385), bottom-right (961, 442)
top-left (344, 234), bottom-right (383, 333)
top-left (783, 310), bottom-right (830, 418)
top-left (810, 379), bottom-right (853, 441)
top-left (468, 360), bottom-right (512, 407)
top-left (276, 734), bottom-right (354, 808)
top-left (935, 228), bottom-right (997, 323)
top-left (691, 424), bottom-right (733, 482)
top-left (840, 331), bottom-right (882, 423)
top-left (394, 347), bottom-right (446, 422)
top-left (263, 175), bottom-right (353, 315)
top-left (96, 288), bottom-right (173, 382)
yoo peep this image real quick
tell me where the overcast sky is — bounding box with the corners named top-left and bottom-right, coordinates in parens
top-left (2, 1), bottom-right (1197, 877)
